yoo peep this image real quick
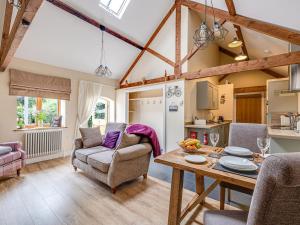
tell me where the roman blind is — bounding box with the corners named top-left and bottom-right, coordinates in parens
top-left (9, 69), bottom-right (71, 100)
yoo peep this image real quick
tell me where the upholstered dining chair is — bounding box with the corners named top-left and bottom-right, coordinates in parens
top-left (220, 123), bottom-right (267, 209)
top-left (204, 152), bottom-right (300, 225)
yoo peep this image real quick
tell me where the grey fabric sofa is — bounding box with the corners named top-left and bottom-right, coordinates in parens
top-left (205, 152), bottom-right (300, 225)
top-left (71, 123), bottom-right (152, 193)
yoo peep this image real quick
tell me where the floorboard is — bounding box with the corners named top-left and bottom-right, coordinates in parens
top-left (0, 157), bottom-right (240, 225)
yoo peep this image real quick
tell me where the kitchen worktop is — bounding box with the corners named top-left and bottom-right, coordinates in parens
top-left (185, 121), bottom-right (230, 129)
top-left (268, 127), bottom-right (300, 140)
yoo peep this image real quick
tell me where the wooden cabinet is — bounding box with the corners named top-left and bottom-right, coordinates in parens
top-left (197, 81), bottom-right (218, 110)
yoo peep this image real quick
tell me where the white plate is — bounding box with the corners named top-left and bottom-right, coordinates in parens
top-left (224, 146), bottom-right (253, 156)
top-left (219, 156), bottom-right (258, 171)
top-left (184, 155), bottom-right (207, 164)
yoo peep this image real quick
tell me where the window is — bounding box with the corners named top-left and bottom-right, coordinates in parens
top-left (88, 98), bottom-right (109, 134)
top-left (17, 96), bottom-right (64, 129)
top-left (98, 0), bottom-right (130, 19)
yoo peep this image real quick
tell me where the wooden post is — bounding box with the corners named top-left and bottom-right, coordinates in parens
top-left (175, 1), bottom-right (182, 77)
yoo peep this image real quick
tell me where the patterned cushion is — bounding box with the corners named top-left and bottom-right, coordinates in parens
top-left (75, 146), bottom-right (110, 163)
top-left (0, 146), bottom-right (12, 155)
top-left (87, 151), bottom-right (114, 173)
top-left (104, 123), bottom-right (127, 134)
top-left (0, 151), bottom-right (22, 166)
top-left (79, 127), bottom-right (102, 148)
top-left (116, 132), bottom-right (141, 150)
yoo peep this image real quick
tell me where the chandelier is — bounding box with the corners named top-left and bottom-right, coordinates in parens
top-left (95, 26), bottom-right (112, 77)
top-left (193, 0), bottom-right (228, 49)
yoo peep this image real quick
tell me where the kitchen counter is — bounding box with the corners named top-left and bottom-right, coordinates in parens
top-left (185, 121), bottom-right (230, 129)
top-left (268, 127), bottom-right (300, 140)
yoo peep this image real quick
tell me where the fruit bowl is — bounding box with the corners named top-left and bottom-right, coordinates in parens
top-left (178, 139), bottom-right (202, 153)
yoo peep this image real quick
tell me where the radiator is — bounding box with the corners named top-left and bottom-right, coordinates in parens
top-left (24, 129), bottom-right (63, 163)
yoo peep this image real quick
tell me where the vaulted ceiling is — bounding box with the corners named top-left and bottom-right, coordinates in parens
top-left (2, 0), bottom-right (300, 81)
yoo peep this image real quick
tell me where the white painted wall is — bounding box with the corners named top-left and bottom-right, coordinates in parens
top-left (212, 84), bottom-right (234, 121)
top-left (0, 58), bottom-right (117, 155)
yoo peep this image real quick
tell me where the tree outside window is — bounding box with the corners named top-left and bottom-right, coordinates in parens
top-left (88, 98), bottom-right (109, 134)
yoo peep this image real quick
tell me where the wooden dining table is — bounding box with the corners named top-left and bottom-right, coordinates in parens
top-left (154, 146), bottom-right (260, 225)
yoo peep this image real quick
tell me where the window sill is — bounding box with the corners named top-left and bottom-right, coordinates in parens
top-left (13, 127), bottom-right (68, 132)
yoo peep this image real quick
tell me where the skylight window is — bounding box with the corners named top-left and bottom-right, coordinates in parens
top-left (99, 0), bottom-right (130, 19)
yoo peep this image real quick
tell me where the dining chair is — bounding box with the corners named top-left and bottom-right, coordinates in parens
top-left (204, 152), bottom-right (300, 225)
top-left (220, 123), bottom-right (267, 209)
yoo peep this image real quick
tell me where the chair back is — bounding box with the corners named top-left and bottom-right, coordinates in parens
top-left (229, 123), bottom-right (267, 153)
top-left (247, 153), bottom-right (300, 225)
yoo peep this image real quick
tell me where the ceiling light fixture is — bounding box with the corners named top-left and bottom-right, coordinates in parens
top-left (95, 25), bottom-right (112, 78)
top-left (193, 0), bottom-right (228, 49)
top-left (8, 0), bottom-right (22, 9)
top-left (228, 37), bottom-right (243, 48)
top-left (234, 52), bottom-right (248, 61)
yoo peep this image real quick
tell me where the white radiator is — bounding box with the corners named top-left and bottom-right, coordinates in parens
top-left (24, 129), bottom-right (63, 164)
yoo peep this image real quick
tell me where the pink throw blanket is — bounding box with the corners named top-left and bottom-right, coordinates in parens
top-left (126, 124), bottom-right (161, 157)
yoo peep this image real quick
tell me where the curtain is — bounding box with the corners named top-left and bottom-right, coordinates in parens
top-left (74, 80), bottom-right (103, 138)
top-left (9, 69), bottom-right (71, 100)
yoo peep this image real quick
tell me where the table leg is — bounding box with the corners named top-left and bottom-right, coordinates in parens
top-left (195, 174), bottom-right (205, 204)
top-left (168, 168), bottom-right (184, 225)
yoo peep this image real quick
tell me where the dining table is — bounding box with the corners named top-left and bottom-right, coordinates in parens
top-left (154, 146), bottom-right (262, 225)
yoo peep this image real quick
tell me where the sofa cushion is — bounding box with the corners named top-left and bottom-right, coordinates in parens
top-left (204, 210), bottom-right (248, 225)
top-left (116, 132), bottom-right (141, 150)
top-left (79, 127), bottom-right (102, 148)
top-left (75, 146), bottom-right (110, 163)
top-left (87, 150), bottom-right (115, 173)
top-left (0, 146), bottom-right (12, 156)
top-left (102, 131), bottom-right (121, 149)
top-left (104, 123), bottom-right (127, 135)
top-left (0, 151), bottom-right (22, 166)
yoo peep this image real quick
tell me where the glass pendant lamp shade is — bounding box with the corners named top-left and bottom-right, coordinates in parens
top-left (213, 21), bottom-right (229, 40)
top-left (235, 52), bottom-right (248, 61)
top-left (193, 22), bottom-right (214, 48)
top-left (228, 37), bottom-right (243, 48)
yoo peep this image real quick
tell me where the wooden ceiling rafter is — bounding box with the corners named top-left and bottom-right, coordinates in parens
top-left (0, 1), bottom-right (13, 58)
top-left (218, 47), bottom-right (286, 82)
top-left (0, 0), bottom-right (43, 71)
top-left (181, 0), bottom-right (300, 45)
top-left (175, 0), bottom-right (182, 77)
top-left (119, 3), bottom-right (176, 85)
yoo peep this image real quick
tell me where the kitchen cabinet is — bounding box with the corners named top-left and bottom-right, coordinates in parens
top-left (197, 81), bottom-right (218, 110)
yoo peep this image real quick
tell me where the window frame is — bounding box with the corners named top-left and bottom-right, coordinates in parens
top-left (98, 0), bottom-right (130, 19)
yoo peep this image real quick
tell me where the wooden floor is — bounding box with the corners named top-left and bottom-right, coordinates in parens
top-left (0, 158), bottom-right (237, 225)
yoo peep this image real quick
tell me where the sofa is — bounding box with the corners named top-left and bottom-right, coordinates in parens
top-left (0, 142), bottom-right (26, 177)
top-left (71, 123), bottom-right (153, 193)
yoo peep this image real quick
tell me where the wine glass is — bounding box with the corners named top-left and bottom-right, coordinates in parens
top-left (257, 137), bottom-right (271, 157)
top-left (210, 132), bottom-right (219, 147)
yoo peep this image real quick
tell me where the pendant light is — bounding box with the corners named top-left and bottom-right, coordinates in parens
top-left (228, 37), bottom-right (243, 48)
top-left (211, 0), bottom-right (228, 40)
top-left (95, 25), bottom-right (112, 77)
top-left (8, 0), bottom-right (22, 9)
top-left (193, 0), bottom-right (214, 49)
top-left (234, 51), bottom-right (248, 61)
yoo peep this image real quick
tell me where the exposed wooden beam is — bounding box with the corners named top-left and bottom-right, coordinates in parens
top-left (46, 0), bottom-right (143, 50)
top-left (180, 19), bottom-right (226, 65)
top-left (234, 86), bottom-right (266, 94)
top-left (183, 51), bottom-right (300, 80)
top-left (182, 0), bottom-right (300, 45)
top-left (0, 0), bottom-right (43, 71)
top-left (175, 0), bottom-right (182, 77)
top-left (224, 0), bottom-right (236, 15)
top-left (119, 3), bottom-right (176, 85)
top-left (146, 48), bottom-right (175, 67)
top-left (120, 75), bottom-right (176, 89)
top-left (0, 1), bottom-right (13, 58)
top-left (219, 47), bottom-right (286, 82)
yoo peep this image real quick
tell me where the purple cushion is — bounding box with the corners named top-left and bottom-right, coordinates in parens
top-left (102, 131), bottom-right (121, 149)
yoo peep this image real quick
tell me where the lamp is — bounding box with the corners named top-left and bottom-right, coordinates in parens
top-left (95, 26), bottom-right (112, 77)
top-left (228, 37), bottom-right (243, 48)
top-left (234, 52), bottom-right (248, 61)
top-left (8, 0), bottom-right (22, 9)
top-left (211, 0), bottom-right (228, 40)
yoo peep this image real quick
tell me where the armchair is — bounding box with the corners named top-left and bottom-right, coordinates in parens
top-left (0, 142), bottom-right (26, 177)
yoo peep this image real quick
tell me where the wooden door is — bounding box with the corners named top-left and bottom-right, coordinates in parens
top-left (236, 94), bottom-right (262, 123)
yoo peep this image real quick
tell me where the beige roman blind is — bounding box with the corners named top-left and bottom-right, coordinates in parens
top-left (9, 69), bottom-right (71, 100)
